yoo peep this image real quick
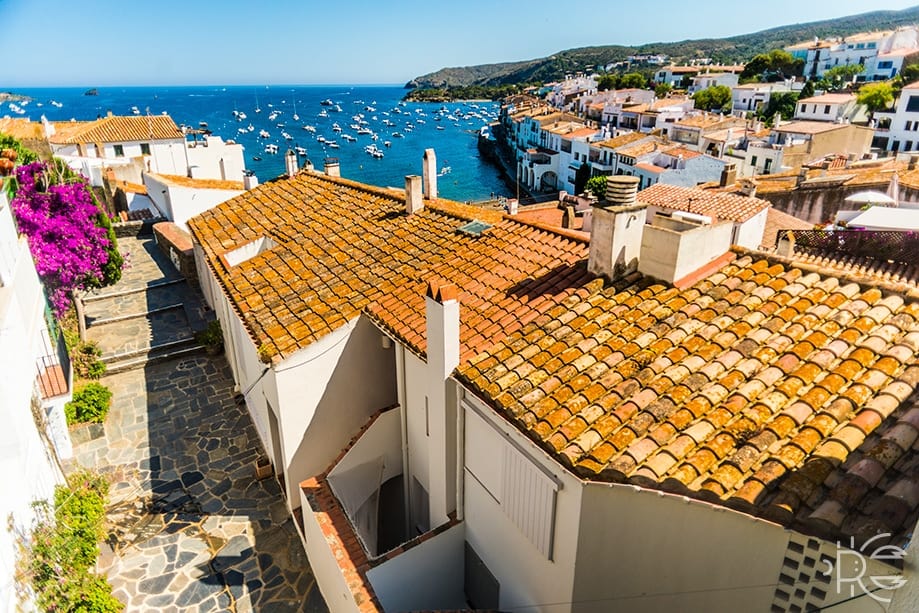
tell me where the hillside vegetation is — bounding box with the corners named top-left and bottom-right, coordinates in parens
top-left (406, 5), bottom-right (919, 89)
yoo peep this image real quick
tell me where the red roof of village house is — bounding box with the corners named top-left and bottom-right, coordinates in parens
top-left (188, 171), bottom-right (591, 364)
top-left (638, 183), bottom-right (770, 223)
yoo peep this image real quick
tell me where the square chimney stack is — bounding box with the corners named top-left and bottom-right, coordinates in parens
top-left (406, 175), bottom-right (423, 215)
top-left (588, 176), bottom-right (646, 281)
top-left (422, 148), bottom-right (437, 200)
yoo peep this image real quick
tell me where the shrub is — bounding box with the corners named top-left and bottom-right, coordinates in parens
top-left (196, 319), bottom-right (223, 348)
top-left (72, 340), bottom-right (106, 380)
top-left (65, 382), bottom-right (112, 424)
top-left (26, 470), bottom-right (121, 612)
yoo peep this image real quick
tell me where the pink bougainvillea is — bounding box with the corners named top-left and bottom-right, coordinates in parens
top-left (10, 162), bottom-right (114, 315)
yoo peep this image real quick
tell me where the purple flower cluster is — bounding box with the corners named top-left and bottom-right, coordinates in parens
top-left (11, 162), bottom-right (112, 315)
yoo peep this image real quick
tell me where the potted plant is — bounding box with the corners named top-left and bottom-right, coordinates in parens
top-left (196, 319), bottom-right (224, 355)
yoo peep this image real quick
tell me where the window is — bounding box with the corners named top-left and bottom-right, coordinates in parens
top-left (867, 42), bottom-right (876, 49)
top-left (140, 143), bottom-right (151, 155)
top-left (824, 105), bottom-right (831, 114)
top-left (878, 61), bottom-right (893, 69)
top-left (907, 141), bottom-right (913, 152)
top-left (113, 144), bottom-right (124, 157)
top-left (798, 104), bottom-right (805, 114)
top-left (907, 96), bottom-right (919, 113)
top-left (908, 121), bottom-right (913, 131)
top-left (764, 159), bottom-right (772, 173)
top-left (751, 155), bottom-right (758, 167)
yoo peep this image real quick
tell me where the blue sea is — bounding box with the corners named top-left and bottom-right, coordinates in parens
top-left (5, 85), bottom-right (509, 201)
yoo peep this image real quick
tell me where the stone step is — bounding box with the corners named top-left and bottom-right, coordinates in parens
top-left (87, 308), bottom-right (194, 359)
top-left (103, 340), bottom-right (207, 374)
top-left (88, 303), bottom-right (184, 328)
top-left (102, 336), bottom-right (198, 365)
top-left (82, 277), bottom-right (186, 303)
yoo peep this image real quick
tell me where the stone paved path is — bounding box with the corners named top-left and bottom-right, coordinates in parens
top-left (70, 233), bottom-right (327, 612)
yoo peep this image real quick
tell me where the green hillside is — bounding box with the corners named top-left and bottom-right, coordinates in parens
top-left (406, 5), bottom-right (919, 89)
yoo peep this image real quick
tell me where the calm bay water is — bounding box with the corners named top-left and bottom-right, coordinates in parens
top-left (5, 85), bottom-right (509, 201)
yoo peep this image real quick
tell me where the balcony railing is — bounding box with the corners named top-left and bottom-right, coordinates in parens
top-left (778, 229), bottom-right (919, 267)
top-left (35, 326), bottom-right (70, 400)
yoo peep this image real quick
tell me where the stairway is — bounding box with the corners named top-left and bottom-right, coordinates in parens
top-left (80, 233), bottom-right (210, 373)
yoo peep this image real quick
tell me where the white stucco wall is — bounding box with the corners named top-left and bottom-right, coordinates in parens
top-left (0, 196), bottom-right (64, 612)
top-left (274, 316), bottom-right (397, 508)
top-left (143, 174), bottom-right (242, 232)
top-left (638, 218), bottom-right (733, 284)
top-left (185, 136), bottom-right (246, 182)
top-left (366, 522), bottom-right (466, 611)
top-left (461, 393), bottom-right (582, 613)
top-left (733, 207), bottom-right (770, 250)
top-left (404, 350), bottom-right (431, 520)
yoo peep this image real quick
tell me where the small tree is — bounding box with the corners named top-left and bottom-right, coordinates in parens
top-left (818, 64), bottom-right (865, 91)
top-left (585, 176), bottom-right (607, 200)
top-left (597, 74), bottom-right (619, 91)
top-left (798, 79), bottom-right (815, 100)
top-left (857, 81), bottom-right (894, 123)
top-left (693, 85), bottom-right (732, 112)
top-left (654, 83), bottom-right (672, 98)
top-left (619, 72), bottom-right (647, 89)
top-left (757, 92), bottom-right (799, 125)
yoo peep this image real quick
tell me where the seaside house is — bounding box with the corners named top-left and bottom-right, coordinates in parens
top-left (743, 120), bottom-right (873, 176)
top-left (670, 113), bottom-right (747, 151)
top-left (786, 27), bottom-right (919, 81)
top-left (143, 173), bottom-right (245, 232)
top-left (872, 81), bottom-right (919, 152)
top-left (688, 72), bottom-right (739, 94)
top-left (190, 163), bottom-right (919, 611)
top-left (653, 64), bottom-right (745, 88)
top-left (41, 114), bottom-right (247, 186)
top-left (793, 93), bottom-right (863, 124)
top-left (0, 188), bottom-right (73, 611)
top-left (731, 82), bottom-right (801, 114)
top-left (588, 132), bottom-right (655, 177)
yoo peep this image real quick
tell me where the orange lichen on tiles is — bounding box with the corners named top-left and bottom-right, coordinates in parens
top-left (456, 253), bottom-right (919, 547)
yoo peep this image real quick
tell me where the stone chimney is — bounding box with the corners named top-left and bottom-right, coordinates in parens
top-left (424, 279), bottom-right (460, 526)
top-left (304, 158), bottom-right (315, 173)
top-left (738, 177), bottom-right (758, 198)
top-left (284, 149), bottom-right (298, 177)
top-left (40, 115), bottom-right (55, 138)
top-left (243, 171), bottom-right (259, 190)
top-left (405, 175), bottom-right (423, 215)
top-left (719, 163), bottom-right (737, 187)
top-left (323, 158), bottom-right (340, 177)
top-left (422, 148), bottom-right (437, 200)
top-left (773, 112), bottom-right (782, 129)
top-left (588, 176), bottom-right (646, 280)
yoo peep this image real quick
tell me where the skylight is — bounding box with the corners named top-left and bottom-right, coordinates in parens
top-left (456, 220), bottom-right (492, 237)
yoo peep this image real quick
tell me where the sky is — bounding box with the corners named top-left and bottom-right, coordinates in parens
top-left (1, 0), bottom-right (918, 87)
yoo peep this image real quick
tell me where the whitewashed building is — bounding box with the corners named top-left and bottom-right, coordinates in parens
top-left (0, 189), bottom-right (72, 612)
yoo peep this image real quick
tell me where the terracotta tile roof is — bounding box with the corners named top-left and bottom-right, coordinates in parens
top-left (149, 173), bottom-right (245, 191)
top-left (797, 93), bottom-right (856, 105)
top-left (457, 252), bottom-right (919, 549)
top-left (761, 208), bottom-right (813, 249)
top-left (635, 162), bottom-right (664, 174)
top-left (637, 183), bottom-right (770, 223)
top-left (50, 115), bottom-right (183, 144)
top-left (597, 132), bottom-right (650, 150)
top-left (0, 117), bottom-right (43, 140)
top-left (617, 139), bottom-right (665, 159)
top-left (188, 171), bottom-right (590, 364)
top-left (661, 146), bottom-right (701, 160)
top-left (774, 121), bottom-right (848, 135)
top-left (674, 114), bottom-right (743, 130)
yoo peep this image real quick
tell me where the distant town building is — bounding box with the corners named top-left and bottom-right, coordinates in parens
top-left (786, 27), bottom-right (919, 81)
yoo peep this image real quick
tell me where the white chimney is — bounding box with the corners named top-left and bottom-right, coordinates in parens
top-left (323, 157), bottom-right (340, 177)
top-left (284, 149), bottom-right (298, 176)
top-left (422, 148), bottom-right (437, 200)
top-left (588, 176), bottom-right (646, 280)
top-left (406, 174), bottom-right (423, 215)
top-left (41, 115), bottom-right (55, 138)
top-left (243, 172), bottom-right (259, 190)
top-left (425, 279), bottom-right (460, 526)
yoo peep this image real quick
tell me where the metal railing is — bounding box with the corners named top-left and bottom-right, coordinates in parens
top-left (778, 229), bottom-right (919, 267)
top-left (35, 326), bottom-right (70, 400)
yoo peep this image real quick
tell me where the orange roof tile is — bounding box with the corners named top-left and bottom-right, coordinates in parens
top-left (617, 139), bottom-right (665, 158)
top-left (49, 115), bottom-right (183, 144)
top-left (149, 173), bottom-right (245, 191)
top-left (638, 183), bottom-right (770, 223)
top-left (457, 251), bottom-right (919, 550)
top-left (188, 171), bottom-right (590, 364)
top-left (761, 208), bottom-right (813, 249)
top-left (797, 93), bottom-right (856, 105)
top-left (596, 132), bottom-right (650, 150)
top-left (0, 117), bottom-right (43, 140)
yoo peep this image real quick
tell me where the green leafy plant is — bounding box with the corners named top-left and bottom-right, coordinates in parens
top-left (23, 470), bottom-right (121, 612)
top-left (72, 340), bottom-right (106, 380)
top-left (65, 382), bottom-right (112, 424)
top-left (585, 176), bottom-right (607, 200)
top-left (196, 319), bottom-right (224, 350)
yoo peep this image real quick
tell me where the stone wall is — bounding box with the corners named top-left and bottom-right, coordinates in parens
top-left (152, 221), bottom-right (197, 283)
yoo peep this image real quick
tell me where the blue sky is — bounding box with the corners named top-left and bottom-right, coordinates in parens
top-left (1, 0), bottom-right (917, 86)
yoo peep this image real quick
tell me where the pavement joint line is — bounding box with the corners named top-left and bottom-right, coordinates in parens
top-left (88, 303), bottom-right (185, 327)
top-left (103, 337), bottom-right (198, 363)
top-left (82, 277), bottom-right (186, 302)
top-left (104, 345), bottom-right (207, 374)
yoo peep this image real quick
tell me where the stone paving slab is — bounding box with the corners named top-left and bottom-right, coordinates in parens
top-left (85, 236), bottom-right (184, 299)
top-left (83, 283), bottom-right (200, 325)
top-left (72, 355), bottom-right (327, 612)
top-left (86, 307), bottom-right (194, 358)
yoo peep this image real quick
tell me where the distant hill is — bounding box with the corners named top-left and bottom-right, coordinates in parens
top-left (406, 6), bottom-right (919, 88)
